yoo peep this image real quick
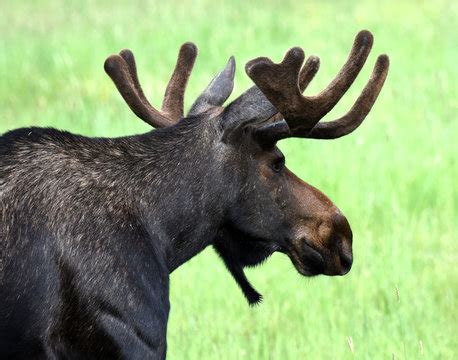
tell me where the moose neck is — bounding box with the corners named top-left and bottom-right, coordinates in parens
top-left (129, 119), bottom-right (229, 272)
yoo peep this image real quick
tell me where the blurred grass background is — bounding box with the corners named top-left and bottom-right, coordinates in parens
top-left (1, 0), bottom-right (457, 358)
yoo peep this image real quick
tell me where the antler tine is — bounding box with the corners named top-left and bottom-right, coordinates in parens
top-left (245, 47), bottom-right (309, 131)
top-left (307, 30), bottom-right (373, 118)
top-left (266, 55), bottom-right (321, 124)
top-left (246, 30), bottom-right (375, 134)
top-left (104, 52), bottom-right (173, 128)
top-left (106, 44), bottom-right (197, 128)
top-left (118, 49), bottom-right (149, 108)
top-left (305, 54), bottom-right (389, 139)
top-left (162, 43), bottom-right (198, 121)
top-left (299, 55), bottom-right (321, 91)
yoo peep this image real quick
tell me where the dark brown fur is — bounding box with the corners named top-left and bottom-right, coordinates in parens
top-left (0, 31), bottom-right (388, 358)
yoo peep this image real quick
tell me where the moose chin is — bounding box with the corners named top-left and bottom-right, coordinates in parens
top-left (0, 30), bottom-right (388, 358)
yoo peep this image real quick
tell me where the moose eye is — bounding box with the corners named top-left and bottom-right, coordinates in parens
top-left (271, 156), bottom-right (285, 173)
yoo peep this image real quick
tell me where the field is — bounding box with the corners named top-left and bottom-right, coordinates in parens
top-left (1, 0), bottom-right (457, 358)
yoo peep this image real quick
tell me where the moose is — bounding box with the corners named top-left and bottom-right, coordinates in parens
top-left (0, 30), bottom-right (388, 358)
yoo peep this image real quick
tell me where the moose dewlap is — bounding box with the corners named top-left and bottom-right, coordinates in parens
top-left (0, 30), bottom-right (388, 358)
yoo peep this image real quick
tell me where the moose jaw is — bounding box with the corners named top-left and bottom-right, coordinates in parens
top-left (0, 30), bottom-right (388, 358)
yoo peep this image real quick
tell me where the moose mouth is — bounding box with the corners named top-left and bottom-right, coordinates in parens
top-left (221, 225), bottom-right (328, 277)
top-left (286, 239), bottom-right (327, 277)
top-left (287, 236), bottom-right (354, 277)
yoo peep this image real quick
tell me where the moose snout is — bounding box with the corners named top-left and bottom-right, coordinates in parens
top-left (292, 211), bottom-right (354, 277)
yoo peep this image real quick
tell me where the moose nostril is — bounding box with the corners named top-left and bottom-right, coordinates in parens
top-left (339, 253), bottom-right (353, 274)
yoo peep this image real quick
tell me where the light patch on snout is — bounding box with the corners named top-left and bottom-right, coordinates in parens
top-left (292, 215), bottom-right (333, 249)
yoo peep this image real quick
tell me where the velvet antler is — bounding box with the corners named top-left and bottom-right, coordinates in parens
top-left (104, 43), bottom-right (197, 128)
top-left (246, 30), bottom-right (389, 140)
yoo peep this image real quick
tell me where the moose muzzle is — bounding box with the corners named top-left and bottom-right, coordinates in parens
top-left (288, 210), bottom-right (353, 277)
top-left (284, 170), bottom-right (354, 277)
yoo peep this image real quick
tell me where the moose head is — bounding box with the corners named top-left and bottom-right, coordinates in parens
top-left (105, 30), bottom-right (389, 304)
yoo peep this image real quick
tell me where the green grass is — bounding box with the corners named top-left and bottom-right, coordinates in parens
top-left (1, 0), bottom-right (457, 358)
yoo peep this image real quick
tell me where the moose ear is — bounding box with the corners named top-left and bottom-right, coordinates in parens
top-left (188, 57), bottom-right (236, 117)
top-left (219, 86), bottom-right (278, 142)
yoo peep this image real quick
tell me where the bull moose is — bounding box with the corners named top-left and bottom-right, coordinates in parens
top-left (0, 30), bottom-right (388, 358)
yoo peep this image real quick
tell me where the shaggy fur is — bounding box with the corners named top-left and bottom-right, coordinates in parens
top-left (0, 119), bottom-right (228, 358)
top-left (0, 30), bottom-right (388, 358)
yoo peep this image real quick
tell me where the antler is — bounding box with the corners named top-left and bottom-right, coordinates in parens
top-left (104, 43), bottom-right (197, 128)
top-left (246, 30), bottom-right (389, 140)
